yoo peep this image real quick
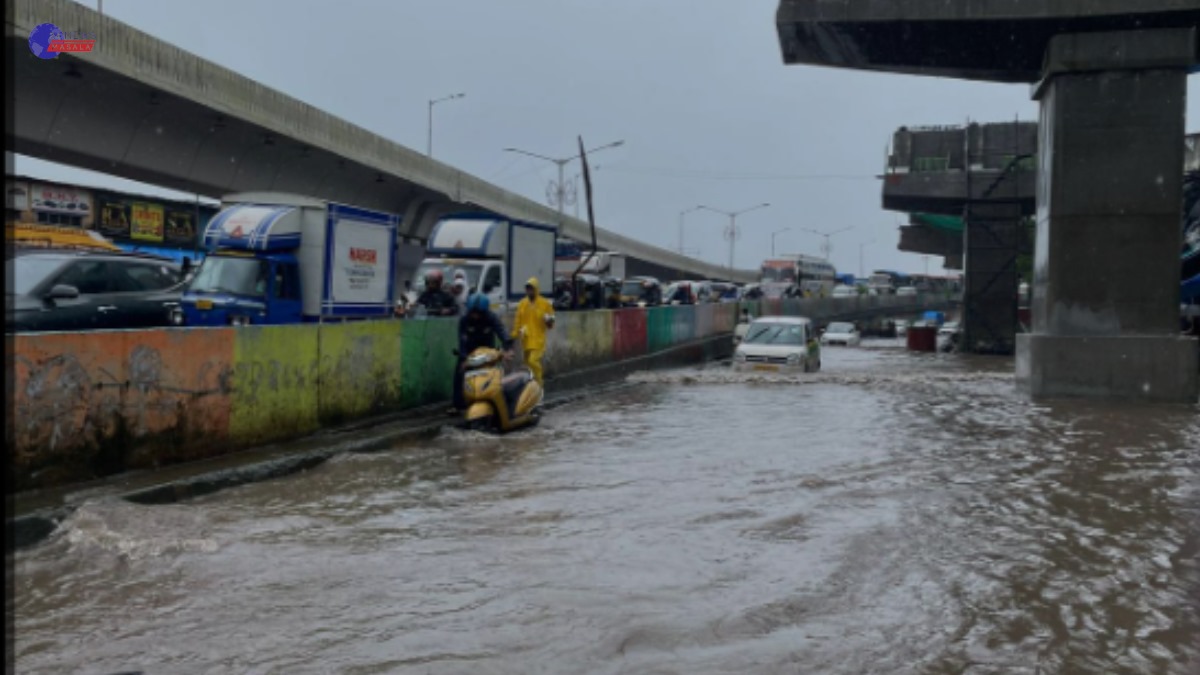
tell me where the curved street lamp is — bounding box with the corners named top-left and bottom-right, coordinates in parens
top-left (698, 203), bottom-right (771, 274)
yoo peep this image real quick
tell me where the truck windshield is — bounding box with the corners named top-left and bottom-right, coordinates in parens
top-left (414, 262), bottom-right (483, 293)
top-left (188, 256), bottom-right (269, 297)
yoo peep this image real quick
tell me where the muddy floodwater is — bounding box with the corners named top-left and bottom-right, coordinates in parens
top-left (11, 343), bottom-right (1200, 674)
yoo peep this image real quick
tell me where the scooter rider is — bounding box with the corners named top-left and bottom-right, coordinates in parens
top-left (413, 269), bottom-right (459, 317)
top-left (455, 293), bottom-right (515, 412)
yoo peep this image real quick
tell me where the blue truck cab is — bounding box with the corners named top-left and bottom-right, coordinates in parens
top-left (179, 249), bottom-right (302, 326)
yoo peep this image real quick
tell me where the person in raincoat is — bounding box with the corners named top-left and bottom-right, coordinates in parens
top-left (511, 277), bottom-right (555, 386)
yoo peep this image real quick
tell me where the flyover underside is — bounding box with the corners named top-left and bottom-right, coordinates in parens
top-left (882, 172), bottom-right (1036, 216)
top-left (775, 4), bottom-right (1200, 83)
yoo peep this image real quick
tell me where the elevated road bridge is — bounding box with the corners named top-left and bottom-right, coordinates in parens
top-left (8, 0), bottom-right (755, 283)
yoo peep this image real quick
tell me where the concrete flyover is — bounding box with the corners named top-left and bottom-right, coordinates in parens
top-left (777, 0), bottom-right (1200, 402)
top-left (7, 0), bottom-right (755, 284)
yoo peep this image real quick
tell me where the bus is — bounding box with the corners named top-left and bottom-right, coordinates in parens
top-left (761, 254), bottom-right (837, 296)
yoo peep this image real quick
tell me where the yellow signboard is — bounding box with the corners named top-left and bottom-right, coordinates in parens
top-left (130, 202), bottom-right (164, 242)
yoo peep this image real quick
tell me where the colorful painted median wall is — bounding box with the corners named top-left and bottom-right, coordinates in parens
top-left (7, 304), bottom-right (738, 490)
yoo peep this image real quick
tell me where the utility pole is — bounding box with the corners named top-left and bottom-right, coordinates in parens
top-left (427, 92), bottom-right (465, 158)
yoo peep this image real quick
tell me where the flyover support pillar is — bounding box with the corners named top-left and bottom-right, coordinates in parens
top-left (1016, 27), bottom-right (1199, 401)
top-left (962, 202), bottom-right (1020, 354)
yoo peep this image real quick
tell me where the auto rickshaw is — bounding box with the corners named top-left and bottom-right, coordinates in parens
top-left (618, 276), bottom-right (663, 307)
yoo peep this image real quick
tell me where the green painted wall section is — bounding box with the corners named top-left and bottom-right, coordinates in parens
top-left (230, 325), bottom-right (321, 446)
top-left (647, 307), bottom-right (674, 353)
top-left (400, 318), bottom-right (458, 408)
top-left (318, 321), bottom-right (405, 425)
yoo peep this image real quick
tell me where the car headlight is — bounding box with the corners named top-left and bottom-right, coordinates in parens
top-left (170, 308), bottom-right (184, 326)
top-left (734, 351), bottom-right (747, 363)
top-left (229, 315), bottom-right (250, 327)
top-left (787, 353), bottom-right (801, 366)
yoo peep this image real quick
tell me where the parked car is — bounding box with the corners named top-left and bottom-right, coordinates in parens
top-left (7, 248), bottom-right (184, 332)
top-left (820, 321), bottom-right (862, 347)
top-left (896, 286), bottom-right (919, 297)
top-left (733, 316), bottom-right (821, 373)
top-left (937, 321), bottom-right (961, 351)
top-left (831, 284), bottom-right (857, 299)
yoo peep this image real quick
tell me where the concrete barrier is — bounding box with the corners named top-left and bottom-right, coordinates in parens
top-left (6, 294), bottom-right (953, 491)
top-left (8, 328), bottom-right (234, 487)
top-left (230, 325), bottom-right (321, 447)
top-left (612, 309), bottom-right (648, 361)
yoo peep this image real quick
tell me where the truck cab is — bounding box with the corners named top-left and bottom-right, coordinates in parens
top-left (416, 215), bottom-right (557, 311)
top-left (180, 250), bottom-right (302, 326)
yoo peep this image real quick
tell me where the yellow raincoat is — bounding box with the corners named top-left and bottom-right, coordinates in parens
top-left (512, 277), bottom-right (555, 384)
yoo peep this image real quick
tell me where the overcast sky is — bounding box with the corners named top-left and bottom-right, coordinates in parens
top-left (16, 0), bottom-right (1200, 276)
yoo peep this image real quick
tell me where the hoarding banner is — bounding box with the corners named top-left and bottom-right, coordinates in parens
top-left (331, 218), bottom-right (392, 304)
top-left (130, 202), bottom-right (164, 242)
top-left (31, 182), bottom-right (92, 215)
top-left (164, 209), bottom-right (197, 245)
top-left (97, 197), bottom-right (131, 238)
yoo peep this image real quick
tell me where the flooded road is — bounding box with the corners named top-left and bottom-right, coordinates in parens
top-left (12, 344), bottom-right (1200, 674)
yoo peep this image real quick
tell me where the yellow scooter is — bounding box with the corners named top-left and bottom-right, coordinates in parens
top-left (461, 346), bottom-right (544, 432)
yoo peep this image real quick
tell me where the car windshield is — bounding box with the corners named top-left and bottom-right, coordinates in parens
top-left (414, 262), bottom-right (483, 294)
top-left (188, 256), bottom-right (269, 297)
top-left (8, 255), bottom-right (67, 296)
top-left (743, 322), bottom-right (806, 345)
top-left (827, 322), bottom-right (854, 333)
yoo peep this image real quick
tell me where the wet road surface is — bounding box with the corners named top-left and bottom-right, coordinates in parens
top-left (12, 343), bottom-right (1200, 674)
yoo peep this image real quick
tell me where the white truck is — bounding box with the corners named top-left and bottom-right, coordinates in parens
top-left (180, 192), bottom-right (401, 326)
top-left (415, 215), bottom-right (557, 309)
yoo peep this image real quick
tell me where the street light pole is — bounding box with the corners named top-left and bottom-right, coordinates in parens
top-left (771, 227), bottom-right (791, 257)
top-left (800, 225), bottom-right (855, 261)
top-left (859, 239), bottom-right (875, 279)
top-left (678, 205), bottom-right (703, 255)
top-left (427, 92), bottom-right (465, 158)
top-left (698, 203), bottom-right (770, 276)
top-left (504, 140), bottom-right (624, 226)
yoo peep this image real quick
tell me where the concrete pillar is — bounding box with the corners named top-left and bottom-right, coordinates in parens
top-left (1017, 28), bottom-right (1199, 402)
top-left (962, 202), bottom-right (1021, 354)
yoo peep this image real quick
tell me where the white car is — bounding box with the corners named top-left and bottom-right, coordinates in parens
top-left (896, 286), bottom-right (919, 297)
top-left (831, 285), bottom-right (857, 299)
top-left (820, 321), bottom-right (861, 347)
top-left (937, 321), bottom-right (961, 351)
top-left (732, 316), bottom-right (821, 373)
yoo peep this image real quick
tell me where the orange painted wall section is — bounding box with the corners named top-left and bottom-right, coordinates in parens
top-left (8, 328), bottom-right (234, 489)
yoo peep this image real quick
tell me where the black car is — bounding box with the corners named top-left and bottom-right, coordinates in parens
top-left (7, 248), bottom-right (185, 332)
